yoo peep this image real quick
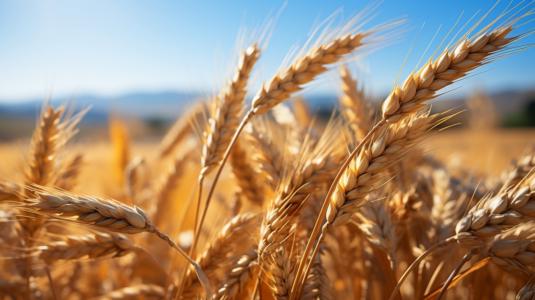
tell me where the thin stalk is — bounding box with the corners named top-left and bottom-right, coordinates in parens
top-left (387, 237), bottom-right (456, 300)
top-left (152, 229), bottom-right (212, 298)
top-left (176, 110), bottom-right (254, 300)
top-left (191, 176), bottom-right (204, 255)
top-left (436, 251), bottom-right (474, 300)
top-left (192, 110), bottom-right (254, 253)
top-left (175, 182), bottom-right (203, 299)
top-left (290, 119), bottom-right (386, 300)
top-left (45, 266), bottom-right (58, 300)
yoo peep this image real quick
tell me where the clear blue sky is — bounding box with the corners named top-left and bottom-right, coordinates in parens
top-left (0, 0), bottom-right (533, 102)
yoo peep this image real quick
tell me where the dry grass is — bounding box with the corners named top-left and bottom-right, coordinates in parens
top-left (0, 5), bottom-right (533, 300)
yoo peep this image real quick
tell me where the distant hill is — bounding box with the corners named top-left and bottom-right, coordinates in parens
top-left (1, 88), bottom-right (533, 119)
top-left (0, 90), bottom-right (201, 121)
top-left (0, 88), bottom-right (533, 140)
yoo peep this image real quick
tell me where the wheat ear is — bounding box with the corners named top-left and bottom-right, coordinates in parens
top-left (24, 188), bottom-right (212, 297)
top-left (269, 248), bottom-right (296, 300)
top-left (381, 26), bottom-right (514, 120)
top-left (294, 25), bottom-right (517, 299)
top-left (339, 64), bottom-right (372, 140)
top-left (200, 44), bottom-right (261, 177)
top-left (517, 275), bottom-right (535, 300)
top-left (198, 30), bottom-right (373, 259)
top-left (302, 244), bottom-right (331, 300)
top-left (0, 181), bottom-right (22, 202)
top-left (36, 232), bottom-right (133, 263)
top-left (484, 222), bottom-right (535, 275)
top-left (251, 32), bottom-right (369, 114)
top-left (151, 151), bottom-right (192, 225)
top-left (180, 214), bottom-right (259, 299)
top-left (293, 112), bottom-right (438, 299)
top-left (229, 139), bottom-right (265, 206)
top-left (158, 101), bottom-right (206, 158)
top-left (25, 106), bottom-right (65, 187)
top-left (245, 127), bottom-right (284, 190)
top-left (55, 153), bottom-right (83, 190)
top-left (455, 176), bottom-right (535, 248)
top-left (258, 155), bottom-right (338, 259)
top-left (356, 200), bottom-right (398, 269)
top-left (292, 97), bottom-right (312, 127)
top-left (500, 151), bottom-right (535, 193)
top-left (192, 44), bottom-right (261, 260)
top-left (213, 248), bottom-right (259, 300)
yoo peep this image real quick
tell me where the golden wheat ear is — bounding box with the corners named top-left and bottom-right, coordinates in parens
top-left (196, 12), bottom-right (393, 250)
top-left (20, 186), bottom-right (212, 297)
top-left (25, 104), bottom-right (86, 188)
top-left (200, 44), bottom-right (261, 178)
top-left (158, 100), bottom-right (206, 159)
top-left (339, 64), bottom-right (373, 141)
top-left (35, 232), bottom-right (134, 263)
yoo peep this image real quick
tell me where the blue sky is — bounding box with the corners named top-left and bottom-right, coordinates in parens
top-left (0, 0), bottom-right (533, 102)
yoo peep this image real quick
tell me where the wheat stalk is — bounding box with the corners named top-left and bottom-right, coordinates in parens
top-left (181, 213), bottom-right (259, 299)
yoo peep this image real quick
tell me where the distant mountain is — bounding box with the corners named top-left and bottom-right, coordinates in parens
top-left (0, 88), bottom-right (533, 122)
top-left (0, 90), bottom-right (201, 121)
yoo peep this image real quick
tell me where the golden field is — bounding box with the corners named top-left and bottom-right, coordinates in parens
top-left (0, 5), bottom-right (534, 300)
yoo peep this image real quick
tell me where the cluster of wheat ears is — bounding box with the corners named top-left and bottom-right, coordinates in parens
top-left (1, 4), bottom-right (534, 300)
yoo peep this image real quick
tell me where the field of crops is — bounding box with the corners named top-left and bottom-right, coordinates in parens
top-left (0, 3), bottom-right (534, 300)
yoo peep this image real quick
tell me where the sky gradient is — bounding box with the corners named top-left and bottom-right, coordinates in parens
top-left (0, 0), bottom-right (533, 102)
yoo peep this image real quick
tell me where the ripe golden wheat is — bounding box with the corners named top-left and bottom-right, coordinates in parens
top-left (0, 5), bottom-right (533, 300)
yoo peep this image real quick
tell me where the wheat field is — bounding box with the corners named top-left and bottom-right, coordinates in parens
top-left (0, 4), bottom-right (534, 300)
